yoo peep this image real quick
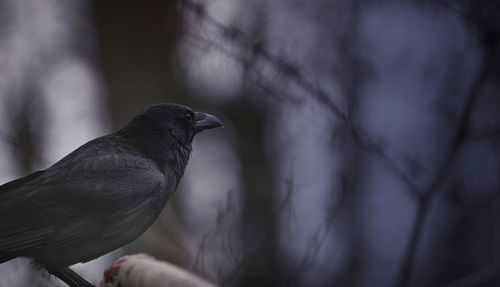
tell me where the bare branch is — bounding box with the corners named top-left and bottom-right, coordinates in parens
top-left (180, 0), bottom-right (426, 200)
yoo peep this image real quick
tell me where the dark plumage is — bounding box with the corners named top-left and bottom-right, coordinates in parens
top-left (0, 104), bottom-right (222, 287)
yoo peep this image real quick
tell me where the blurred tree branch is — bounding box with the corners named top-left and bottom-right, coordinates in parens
top-left (396, 21), bottom-right (499, 287)
top-left (180, 0), bottom-right (427, 200)
top-left (179, 1), bottom-right (500, 286)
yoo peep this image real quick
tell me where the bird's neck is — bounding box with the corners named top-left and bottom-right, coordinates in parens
top-left (117, 127), bottom-right (192, 179)
top-left (166, 140), bottom-right (191, 182)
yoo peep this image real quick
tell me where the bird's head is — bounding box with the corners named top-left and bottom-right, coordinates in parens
top-left (118, 104), bottom-right (223, 160)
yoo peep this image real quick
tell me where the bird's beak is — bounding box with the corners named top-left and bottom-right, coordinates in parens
top-left (192, 112), bottom-right (223, 134)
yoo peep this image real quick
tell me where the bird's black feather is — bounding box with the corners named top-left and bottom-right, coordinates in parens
top-left (0, 170), bottom-right (44, 195)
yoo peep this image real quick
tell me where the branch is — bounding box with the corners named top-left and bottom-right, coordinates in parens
top-left (180, 0), bottom-right (425, 199)
top-left (395, 32), bottom-right (498, 287)
top-left (99, 254), bottom-right (216, 287)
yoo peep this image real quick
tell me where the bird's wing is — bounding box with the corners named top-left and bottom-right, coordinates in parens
top-left (0, 143), bottom-right (167, 256)
top-left (0, 170), bottom-right (45, 196)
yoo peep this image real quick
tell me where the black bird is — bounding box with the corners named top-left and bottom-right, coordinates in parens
top-left (0, 104), bottom-right (222, 287)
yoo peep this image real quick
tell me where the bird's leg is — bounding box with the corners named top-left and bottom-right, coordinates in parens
top-left (48, 266), bottom-right (95, 287)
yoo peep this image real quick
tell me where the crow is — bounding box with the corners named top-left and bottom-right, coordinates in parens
top-left (0, 104), bottom-right (222, 287)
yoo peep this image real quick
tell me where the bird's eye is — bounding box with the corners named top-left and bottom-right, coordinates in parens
top-left (185, 113), bottom-right (193, 122)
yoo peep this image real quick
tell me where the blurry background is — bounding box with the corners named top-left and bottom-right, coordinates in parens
top-left (0, 0), bottom-right (499, 286)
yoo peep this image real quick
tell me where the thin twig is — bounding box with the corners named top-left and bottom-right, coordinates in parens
top-left (395, 34), bottom-right (498, 287)
top-left (181, 0), bottom-right (425, 199)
